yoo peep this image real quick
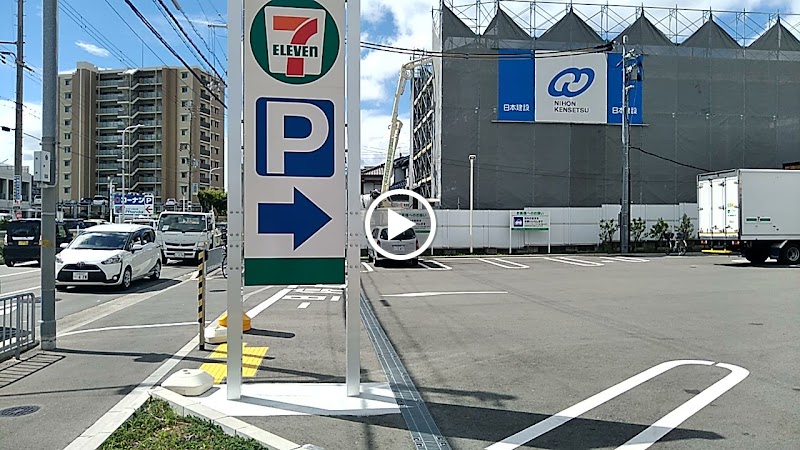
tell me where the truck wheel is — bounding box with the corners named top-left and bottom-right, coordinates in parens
top-left (744, 248), bottom-right (768, 264)
top-left (779, 243), bottom-right (800, 265)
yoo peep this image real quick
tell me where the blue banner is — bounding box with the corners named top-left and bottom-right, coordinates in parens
top-left (497, 49), bottom-right (534, 122)
top-left (606, 53), bottom-right (643, 125)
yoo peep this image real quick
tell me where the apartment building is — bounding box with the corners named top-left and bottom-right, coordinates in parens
top-left (58, 62), bottom-right (225, 208)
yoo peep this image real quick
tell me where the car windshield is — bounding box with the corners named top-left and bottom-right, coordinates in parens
top-left (70, 232), bottom-right (129, 250)
top-left (158, 215), bottom-right (206, 232)
top-left (8, 221), bottom-right (40, 238)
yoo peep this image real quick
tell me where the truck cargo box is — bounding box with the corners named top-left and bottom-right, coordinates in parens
top-left (698, 169), bottom-right (800, 241)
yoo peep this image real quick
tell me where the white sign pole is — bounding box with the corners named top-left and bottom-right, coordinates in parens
top-left (345, 0), bottom-right (361, 397)
top-left (226, 0), bottom-right (244, 401)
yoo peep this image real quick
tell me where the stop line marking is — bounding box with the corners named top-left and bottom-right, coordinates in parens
top-left (487, 360), bottom-right (749, 450)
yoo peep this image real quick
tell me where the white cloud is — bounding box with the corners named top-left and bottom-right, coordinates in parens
top-left (358, 109), bottom-right (410, 167)
top-left (76, 41), bottom-right (110, 57)
top-left (0, 100), bottom-right (42, 172)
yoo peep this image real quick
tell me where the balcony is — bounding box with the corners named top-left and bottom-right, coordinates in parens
top-left (132, 148), bottom-right (159, 156)
top-left (133, 133), bottom-right (161, 142)
top-left (97, 136), bottom-right (122, 144)
top-left (199, 176), bottom-right (210, 184)
top-left (96, 149), bottom-right (120, 156)
top-left (98, 93), bottom-right (123, 102)
top-left (135, 176), bottom-right (161, 183)
top-left (199, 106), bottom-right (211, 115)
top-left (200, 119), bottom-right (211, 129)
top-left (199, 147), bottom-right (211, 157)
top-left (97, 107), bottom-right (122, 115)
top-left (199, 134), bottom-right (210, 143)
top-left (199, 162), bottom-right (211, 170)
top-left (200, 91), bottom-right (211, 101)
top-left (138, 119), bottom-right (161, 127)
top-left (97, 121), bottom-right (123, 129)
top-left (98, 79), bottom-right (122, 87)
top-left (97, 163), bottom-right (121, 170)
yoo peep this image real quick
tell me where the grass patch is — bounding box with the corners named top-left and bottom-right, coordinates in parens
top-left (100, 397), bottom-right (267, 450)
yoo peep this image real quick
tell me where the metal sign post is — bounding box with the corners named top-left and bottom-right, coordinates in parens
top-left (345, 0), bottom-right (361, 397)
top-left (226, 0), bottom-right (244, 401)
top-left (242, 0), bottom-right (346, 286)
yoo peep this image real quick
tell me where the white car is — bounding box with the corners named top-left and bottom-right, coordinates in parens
top-left (55, 224), bottom-right (162, 291)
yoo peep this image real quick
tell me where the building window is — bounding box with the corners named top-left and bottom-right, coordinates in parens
top-left (181, 114), bottom-right (187, 122)
top-left (214, 161), bottom-right (219, 168)
top-left (215, 148), bottom-right (219, 155)
top-left (64, 173), bottom-right (70, 180)
top-left (214, 107), bottom-right (219, 114)
top-left (64, 132), bottom-right (71, 140)
top-left (64, 160), bottom-right (70, 167)
top-left (181, 172), bottom-right (187, 179)
top-left (214, 134), bottom-right (219, 141)
top-left (215, 174), bottom-right (219, 181)
top-left (64, 119), bottom-right (71, 126)
top-left (64, 187), bottom-right (70, 194)
top-left (181, 72), bottom-right (188, 78)
top-left (181, 86), bottom-right (188, 93)
top-left (181, 157), bottom-right (187, 164)
top-left (181, 100), bottom-right (188, 107)
top-left (65, 105), bottom-right (71, 113)
top-left (181, 186), bottom-right (188, 194)
top-left (181, 129), bottom-right (187, 136)
top-left (65, 79), bottom-right (71, 86)
top-left (63, 146), bottom-right (71, 153)
top-left (64, 92), bottom-right (71, 99)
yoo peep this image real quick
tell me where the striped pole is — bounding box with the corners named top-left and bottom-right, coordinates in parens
top-left (197, 246), bottom-right (206, 350)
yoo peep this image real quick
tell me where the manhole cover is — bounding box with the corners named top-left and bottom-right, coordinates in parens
top-left (0, 405), bottom-right (40, 417)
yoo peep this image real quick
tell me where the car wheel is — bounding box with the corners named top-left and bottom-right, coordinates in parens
top-left (120, 267), bottom-right (132, 290)
top-left (150, 260), bottom-right (161, 280)
top-left (5, 260), bottom-right (14, 267)
top-left (410, 258), bottom-right (419, 266)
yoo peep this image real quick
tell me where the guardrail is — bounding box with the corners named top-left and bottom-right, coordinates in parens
top-left (205, 246), bottom-right (225, 272)
top-left (0, 292), bottom-right (37, 362)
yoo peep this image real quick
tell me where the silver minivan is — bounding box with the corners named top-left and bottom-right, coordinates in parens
top-left (368, 227), bottom-right (419, 266)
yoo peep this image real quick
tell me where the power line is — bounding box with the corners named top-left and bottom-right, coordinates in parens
top-left (124, 0), bottom-right (226, 107)
top-left (630, 146), bottom-right (709, 172)
top-left (60, 1), bottom-right (136, 68)
top-left (170, 0), bottom-right (227, 76)
top-left (359, 41), bottom-right (613, 59)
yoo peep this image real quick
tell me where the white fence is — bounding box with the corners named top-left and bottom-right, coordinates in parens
top-left (363, 203), bottom-right (698, 250)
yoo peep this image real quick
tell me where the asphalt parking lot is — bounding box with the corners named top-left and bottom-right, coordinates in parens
top-left (354, 254), bottom-right (798, 449)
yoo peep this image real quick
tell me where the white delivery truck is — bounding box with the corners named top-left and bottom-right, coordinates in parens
top-left (156, 211), bottom-right (219, 262)
top-left (697, 169), bottom-right (800, 264)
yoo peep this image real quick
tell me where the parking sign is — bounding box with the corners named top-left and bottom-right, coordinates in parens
top-left (244, 0), bottom-right (345, 285)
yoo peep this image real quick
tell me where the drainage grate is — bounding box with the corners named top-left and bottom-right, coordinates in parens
top-left (0, 405), bottom-right (40, 417)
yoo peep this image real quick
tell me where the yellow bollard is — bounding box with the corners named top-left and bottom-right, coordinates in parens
top-left (218, 311), bottom-right (251, 332)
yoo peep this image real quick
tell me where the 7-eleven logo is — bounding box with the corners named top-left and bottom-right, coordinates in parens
top-left (265, 7), bottom-right (326, 78)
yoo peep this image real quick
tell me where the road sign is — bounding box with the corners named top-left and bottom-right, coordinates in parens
top-left (113, 193), bottom-right (155, 216)
top-left (510, 210), bottom-right (551, 254)
top-left (243, 0), bottom-right (345, 285)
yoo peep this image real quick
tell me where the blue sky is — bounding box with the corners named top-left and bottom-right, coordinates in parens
top-left (1, 0), bottom-right (798, 171)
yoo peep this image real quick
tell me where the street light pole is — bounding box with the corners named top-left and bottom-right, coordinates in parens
top-left (469, 154), bottom-right (476, 253)
top-left (119, 125), bottom-right (140, 223)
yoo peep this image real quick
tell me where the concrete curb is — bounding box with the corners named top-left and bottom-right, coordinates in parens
top-left (151, 387), bottom-right (320, 450)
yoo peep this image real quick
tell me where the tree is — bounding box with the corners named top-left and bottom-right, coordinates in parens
top-left (648, 218), bottom-right (669, 243)
top-left (197, 189), bottom-right (227, 216)
top-left (677, 213), bottom-right (694, 239)
top-left (631, 217), bottom-right (646, 250)
top-left (599, 219), bottom-right (619, 253)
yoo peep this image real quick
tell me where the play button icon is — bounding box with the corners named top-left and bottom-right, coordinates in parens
top-left (387, 209), bottom-right (416, 240)
top-left (364, 189), bottom-right (437, 261)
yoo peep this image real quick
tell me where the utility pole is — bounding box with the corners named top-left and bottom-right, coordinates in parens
top-left (620, 36), bottom-right (631, 254)
top-left (14, 0), bottom-right (23, 218)
top-left (186, 100), bottom-right (196, 210)
top-left (40, 0), bottom-right (58, 350)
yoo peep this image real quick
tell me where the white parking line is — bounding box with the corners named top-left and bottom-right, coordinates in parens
top-left (486, 360), bottom-right (749, 450)
top-left (0, 269), bottom-right (39, 278)
top-left (297, 302), bottom-right (310, 309)
top-left (543, 257), bottom-right (603, 267)
top-left (420, 260), bottom-right (452, 270)
top-left (478, 258), bottom-right (528, 269)
top-left (361, 262), bottom-right (374, 272)
top-left (384, 291), bottom-right (507, 298)
top-left (331, 295), bottom-right (340, 302)
top-left (609, 256), bottom-right (650, 263)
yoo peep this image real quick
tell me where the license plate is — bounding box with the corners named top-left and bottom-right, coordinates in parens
top-left (18, 241), bottom-right (27, 246)
top-left (392, 245), bottom-right (404, 251)
top-left (73, 271), bottom-right (88, 281)
top-left (177, 252), bottom-right (187, 258)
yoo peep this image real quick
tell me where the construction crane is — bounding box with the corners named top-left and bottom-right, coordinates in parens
top-left (378, 57), bottom-right (434, 198)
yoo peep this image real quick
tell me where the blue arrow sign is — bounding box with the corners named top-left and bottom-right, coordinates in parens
top-left (258, 188), bottom-right (331, 250)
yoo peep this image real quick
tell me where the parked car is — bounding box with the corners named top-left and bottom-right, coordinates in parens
top-left (367, 226), bottom-right (419, 266)
top-left (92, 195), bottom-right (108, 206)
top-left (3, 219), bottom-right (73, 266)
top-left (55, 224), bottom-right (161, 291)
